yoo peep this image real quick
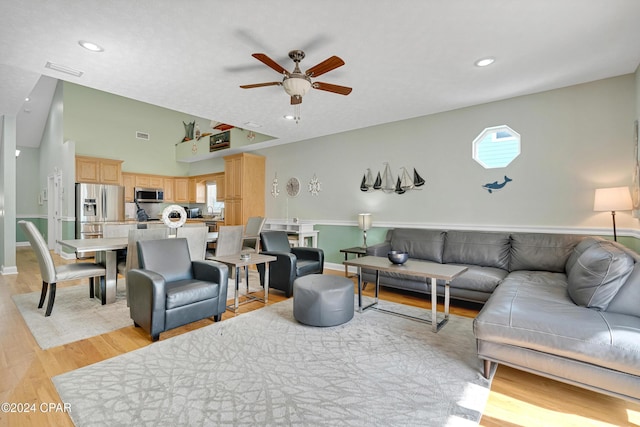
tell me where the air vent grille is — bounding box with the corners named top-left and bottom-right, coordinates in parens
top-left (136, 131), bottom-right (150, 140)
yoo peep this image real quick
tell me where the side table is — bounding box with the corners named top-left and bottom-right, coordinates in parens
top-left (339, 246), bottom-right (367, 278)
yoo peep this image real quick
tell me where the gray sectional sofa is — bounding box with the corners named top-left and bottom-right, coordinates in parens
top-left (363, 228), bottom-right (640, 403)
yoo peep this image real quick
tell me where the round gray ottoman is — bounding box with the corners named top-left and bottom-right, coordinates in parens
top-left (293, 274), bottom-right (354, 327)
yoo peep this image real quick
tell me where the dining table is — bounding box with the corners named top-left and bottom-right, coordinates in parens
top-left (58, 232), bottom-right (218, 304)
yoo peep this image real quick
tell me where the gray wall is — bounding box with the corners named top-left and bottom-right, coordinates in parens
top-left (260, 75), bottom-right (637, 231)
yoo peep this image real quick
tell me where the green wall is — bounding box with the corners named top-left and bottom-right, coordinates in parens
top-left (64, 82), bottom-right (207, 176)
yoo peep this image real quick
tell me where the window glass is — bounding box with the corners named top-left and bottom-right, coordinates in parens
top-left (206, 183), bottom-right (224, 215)
top-left (473, 125), bottom-right (520, 168)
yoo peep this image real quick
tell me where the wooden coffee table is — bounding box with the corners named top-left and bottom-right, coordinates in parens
top-left (343, 256), bottom-right (467, 332)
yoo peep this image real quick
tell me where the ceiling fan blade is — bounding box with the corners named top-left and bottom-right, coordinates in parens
top-left (291, 95), bottom-right (302, 105)
top-left (252, 53), bottom-right (290, 75)
top-left (305, 56), bottom-right (345, 77)
top-left (312, 82), bottom-right (352, 95)
top-left (240, 82), bottom-right (282, 89)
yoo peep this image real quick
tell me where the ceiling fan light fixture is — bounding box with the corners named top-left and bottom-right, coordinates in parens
top-left (282, 76), bottom-right (312, 97)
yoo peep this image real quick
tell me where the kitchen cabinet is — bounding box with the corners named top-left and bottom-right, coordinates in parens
top-left (134, 175), bottom-right (162, 188)
top-left (174, 178), bottom-right (189, 203)
top-left (163, 178), bottom-right (174, 202)
top-left (223, 153), bottom-right (265, 226)
top-left (123, 173), bottom-right (135, 202)
top-left (76, 156), bottom-right (123, 185)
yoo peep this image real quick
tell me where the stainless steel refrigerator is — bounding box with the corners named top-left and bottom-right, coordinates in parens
top-left (75, 183), bottom-right (125, 257)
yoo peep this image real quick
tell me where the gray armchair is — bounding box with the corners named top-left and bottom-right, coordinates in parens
top-left (258, 231), bottom-right (324, 297)
top-left (127, 238), bottom-right (229, 341)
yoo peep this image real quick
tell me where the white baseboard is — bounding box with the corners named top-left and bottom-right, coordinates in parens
top-left (1, 265), bottom-right (18, 275)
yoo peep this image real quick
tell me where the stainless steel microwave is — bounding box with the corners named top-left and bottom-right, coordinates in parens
top-left (135, 187), bottom-right (164, 203)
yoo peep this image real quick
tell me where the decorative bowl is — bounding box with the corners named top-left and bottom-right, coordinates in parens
top-left (240, 251), bottom-right (251, 261)
top-left (388, 250), bottom-right (409, 265)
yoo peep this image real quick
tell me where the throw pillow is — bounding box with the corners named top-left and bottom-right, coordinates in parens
top-left (567, 242), bottom-right (634, 311)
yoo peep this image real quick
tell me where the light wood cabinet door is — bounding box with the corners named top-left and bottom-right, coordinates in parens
top-left (76, 156), bottom-right (122, 185)
top-left (123, 173), bottom-right (135, 202)
top-left (149, 176), bottom-right (164, 188)
top-left (215, 174), bottom-right (225, 201)
top-left (100, 159), bottom-right (123, 185)
top-left (76, 157), bottom-right (100, 183)
top-left (174, 178), bottom-right (189, 203)
top-left (163, 178), bottom-right (174, 202)
top-left (135, 175), bottom-right (150, 188)
top-left (223, 153), bottom-right (264, 225)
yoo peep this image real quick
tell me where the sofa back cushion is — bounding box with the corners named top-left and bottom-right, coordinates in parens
top-left (509, 233), bottom-right (581, 272)
top-left (600, 241), bottom-right (640, 316)
top-left (391, 228), bottom-right (445, 263)
top-left (565, 237), bottom-right (600, 273)
top-left (567, 241), bottom-right (634, 310)
top-left (443, 230), bottom-right (510, 270)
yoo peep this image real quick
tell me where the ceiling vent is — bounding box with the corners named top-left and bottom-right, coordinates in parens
top-left (136, 131), bottom-right (150, 141)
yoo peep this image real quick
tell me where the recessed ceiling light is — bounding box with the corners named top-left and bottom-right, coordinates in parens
top-left (474, 57), bottom-right (495, 67)
top-left (78, 40), bottom-right (104, 52)
top-left (24, 97), bottom-right (30, 102)
top-left (284, 115), bottom-right (295, 120)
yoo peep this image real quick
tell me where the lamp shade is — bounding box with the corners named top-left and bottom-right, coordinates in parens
top-left (593, 187), bottom-right (633, 212)
top-left (358, 213), bottom-right (372, 231)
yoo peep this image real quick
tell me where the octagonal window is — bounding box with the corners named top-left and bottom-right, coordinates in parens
top-left (472, 125), bottom-right (520, 169)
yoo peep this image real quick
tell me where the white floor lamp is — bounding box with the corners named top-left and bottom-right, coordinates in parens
top-left (593, 186), bottom-right (633, 241)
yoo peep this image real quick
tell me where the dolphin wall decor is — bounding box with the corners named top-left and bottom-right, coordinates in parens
top-left (482, 176), bottom-right (512, 193)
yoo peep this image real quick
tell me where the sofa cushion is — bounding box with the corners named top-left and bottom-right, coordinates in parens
top-left (567, 242), bottom-right (634, 311)
top-left (390, 228), bottom-right (445, 263)
top-left (448, 264), bottom-right (508, 294)
top-left (565, 237), bottom-right (600, 273)
top-left (509, 233), bottom-right (581, 273)
top-left (607, 263), bottom-right (640, 316)
top-left (165, 279), bottom-right (220, 310)
top-left (474, 274), bottom-right (640, 377)
top-left (443, 230), bottom-right (510, 270)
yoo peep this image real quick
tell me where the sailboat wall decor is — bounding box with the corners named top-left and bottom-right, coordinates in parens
top-left (359, 164), bottom-right (426, 194)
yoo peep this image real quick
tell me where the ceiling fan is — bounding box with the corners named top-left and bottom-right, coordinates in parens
top-left (239, 50), bottom-right (352, 105)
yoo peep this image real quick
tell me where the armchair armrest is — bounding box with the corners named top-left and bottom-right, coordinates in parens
top-left (257, 250), bottom-right (297, 292)
top-left (192, 260), bottom-right (229, 301)
top-left (291, 247), bottom-right (324, 262)
top-left (127, 269), bottom-right (167, 335)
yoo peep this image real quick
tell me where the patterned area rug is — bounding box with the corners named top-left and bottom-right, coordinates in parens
top-left (13, 273), bottom-right (263, 350)
top-left (53, 299), bottom-right (492, 426)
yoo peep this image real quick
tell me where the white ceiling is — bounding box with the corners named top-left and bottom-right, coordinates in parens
top-left (2, 1), bottom-right (640, 155)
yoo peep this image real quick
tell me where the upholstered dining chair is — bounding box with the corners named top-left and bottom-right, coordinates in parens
top-left (18, 220), bottom-right (106, 317)
top-left (242, 216), bottom-right (267, 253)
top-left (210, 225), bottom-right (244, 257)
top-left (118, 227), bottom-right (169, 305)
top-left (258, 230), bottom-right (324, 297)
top-left (176, 225), bottom-right (207, 261)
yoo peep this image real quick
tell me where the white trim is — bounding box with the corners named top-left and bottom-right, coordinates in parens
top-left (1, 265), bottom-right (19, 275)
top-left (297, 218), bottom-right (640, 239)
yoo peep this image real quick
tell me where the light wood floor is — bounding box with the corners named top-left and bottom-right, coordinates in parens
top-left (1, 248), bottom-right (639, 426)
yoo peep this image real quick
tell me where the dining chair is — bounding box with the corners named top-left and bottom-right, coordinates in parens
top-left (213, 225), bottom-right (244, 256)
top-left (242, 216), bottom-right (267, 253)
top-left (176, 225), bottom-right (208, 261)
top-left (103, 223), bottom-right (136, 279)
top-left (119, 227), bottom-right (169, 305)
top-left (18, 220), bottom-right (107, 317)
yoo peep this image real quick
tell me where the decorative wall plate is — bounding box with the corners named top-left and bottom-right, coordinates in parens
top-left (308, 174), bottom-right (321, 195)
top-left (286, 177), bottom-right (301, 197)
